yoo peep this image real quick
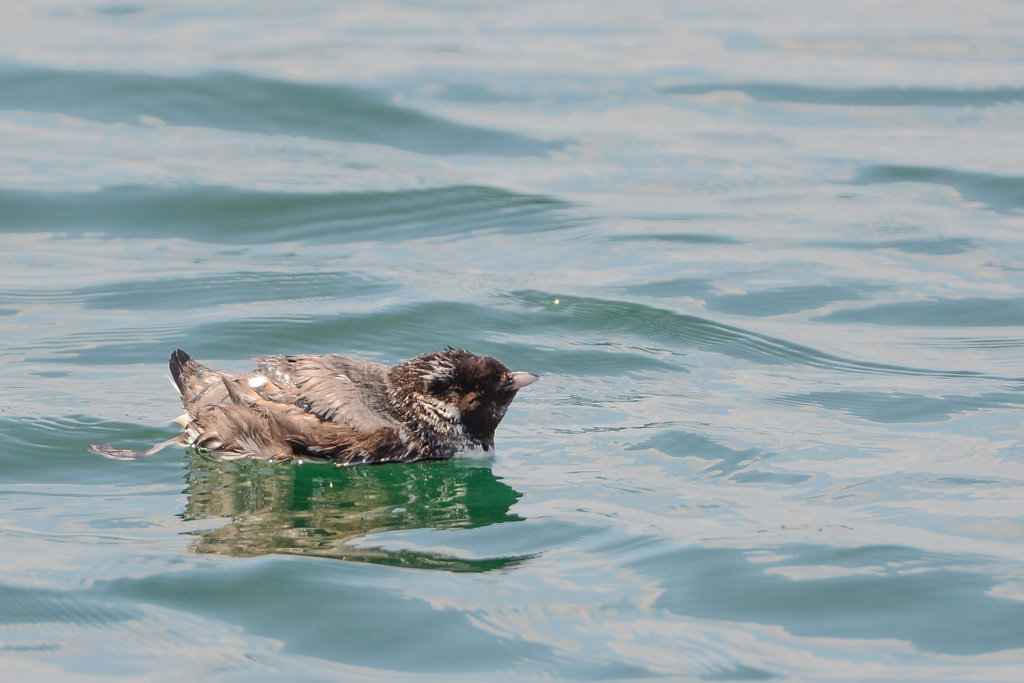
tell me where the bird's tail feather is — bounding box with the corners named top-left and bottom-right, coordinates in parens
top-left (169, 348), bottom-right (200, 394)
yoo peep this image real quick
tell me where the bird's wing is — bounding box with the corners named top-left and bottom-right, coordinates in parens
top-left (252, 354), bottom-right (398, 432)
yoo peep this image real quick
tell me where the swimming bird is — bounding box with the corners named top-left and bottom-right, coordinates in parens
top-left (89, 348), bottom-right (539, 464)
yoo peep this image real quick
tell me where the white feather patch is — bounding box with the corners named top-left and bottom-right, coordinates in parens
top-left (248, 375), bottom-right (269, 388)
top-left (420, 397), bottom-right (461, 424)
top-left (419, 358), bottom-right (455, 384)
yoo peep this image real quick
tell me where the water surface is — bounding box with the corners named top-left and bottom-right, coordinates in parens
top-left (2, 1), bottom-right (1024, 680)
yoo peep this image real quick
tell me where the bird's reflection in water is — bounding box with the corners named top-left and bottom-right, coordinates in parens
top-left (181, 452), bottom-right (528, 572)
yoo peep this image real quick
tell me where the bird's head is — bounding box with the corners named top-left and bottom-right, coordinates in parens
top-left (391, 348), bottom-right (539, 451)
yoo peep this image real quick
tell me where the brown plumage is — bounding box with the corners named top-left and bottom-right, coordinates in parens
top-left (89, 348), bottom-right (539, 464)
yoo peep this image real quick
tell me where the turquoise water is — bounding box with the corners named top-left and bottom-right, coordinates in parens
top-left (2, 2), bottom-right (1024, 680)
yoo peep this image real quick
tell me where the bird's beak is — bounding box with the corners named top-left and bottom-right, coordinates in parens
top-left (510, 372), bottom-right (540, 390)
